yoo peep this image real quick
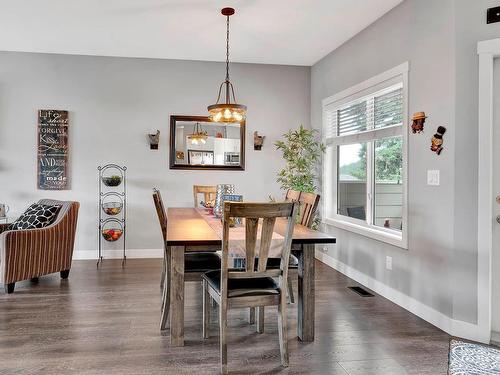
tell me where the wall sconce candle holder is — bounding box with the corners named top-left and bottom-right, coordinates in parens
top-left (254, 131), bottom-right (265, 150)
top-left (148, 130), bottom-right (160, 150)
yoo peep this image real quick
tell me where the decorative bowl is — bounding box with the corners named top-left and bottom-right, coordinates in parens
top-left (102, 202), bottom-right (123, 216)
top-left (102, 175), bottom-right (122, 187)
top-left (102, 228), bottom-right (123, 242)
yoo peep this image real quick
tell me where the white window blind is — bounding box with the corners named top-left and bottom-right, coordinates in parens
top-left (374, 87), bottom-right (403, 129)
top-left (324, 84), bottom-right (403, 140)
top-left (337, 101), bottom-right (367, 136)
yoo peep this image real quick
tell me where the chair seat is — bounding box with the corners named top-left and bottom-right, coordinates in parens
top-left (265, 255), bottom-right (298, 269)
top-left (185, 252), bottom-right (221, 273)
top-left (202, 270), bottom-right (279, 298)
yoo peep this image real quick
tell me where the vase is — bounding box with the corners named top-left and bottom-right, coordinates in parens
top-left (213, 184), bottom-right (235, 217)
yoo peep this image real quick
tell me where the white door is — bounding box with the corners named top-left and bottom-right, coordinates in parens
top-left (492, 57), bottom-right (500, 340)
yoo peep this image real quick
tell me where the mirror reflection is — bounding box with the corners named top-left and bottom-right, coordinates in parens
top-left (170, 116), bottom-right (245, 170)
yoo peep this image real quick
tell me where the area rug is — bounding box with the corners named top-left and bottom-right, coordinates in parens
top-left (449, 339), bottom-right (500, 374)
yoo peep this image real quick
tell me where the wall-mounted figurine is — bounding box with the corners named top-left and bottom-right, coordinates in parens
top-left (430, 126), bottom-right (446, 155)
top-left (411, 112), bottom-right (427, 134)
top-left (148, 130), bottom-right (160, 150)
top-left (254, 131), bottom-right (265, 150)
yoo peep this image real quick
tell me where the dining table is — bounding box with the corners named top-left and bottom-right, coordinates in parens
top-left (165, 207), bottom-right (336, 347)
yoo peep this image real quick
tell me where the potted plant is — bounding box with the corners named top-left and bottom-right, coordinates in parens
top-left (275, 125), bottom-right (325, 226)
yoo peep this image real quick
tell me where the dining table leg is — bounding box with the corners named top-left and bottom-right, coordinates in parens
top-left (297, 243), bottom-right (315, 342)
top-left (170, 245), bottom-right (185, 347)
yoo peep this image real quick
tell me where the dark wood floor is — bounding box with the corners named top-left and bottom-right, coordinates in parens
top-left (0, 259), bottom-right (450, 374)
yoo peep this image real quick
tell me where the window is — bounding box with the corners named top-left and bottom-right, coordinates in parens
top-left (322, 63), bottom-right (408, 248)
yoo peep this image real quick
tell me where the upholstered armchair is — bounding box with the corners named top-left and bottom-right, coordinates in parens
top-left (0, 199), bottom-right (79, 294)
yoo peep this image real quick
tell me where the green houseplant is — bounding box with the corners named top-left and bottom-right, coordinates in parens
top-left (275, 125), bottom-right (325, 194)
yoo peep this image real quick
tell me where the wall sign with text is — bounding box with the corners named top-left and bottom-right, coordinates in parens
top-left (37, 109), bottom-right (69, 190)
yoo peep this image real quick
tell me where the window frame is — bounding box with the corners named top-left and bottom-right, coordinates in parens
top-left (322, 62), bottom-right (409, 249)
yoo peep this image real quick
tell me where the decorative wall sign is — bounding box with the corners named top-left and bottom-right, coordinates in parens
top-left (37, 109), bottom-right (69, 190)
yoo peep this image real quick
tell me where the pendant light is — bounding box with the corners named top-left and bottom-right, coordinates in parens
top-left (207, 7), bottom-right (247, 123)
top-left (187, 122), bottom-right (208, 145)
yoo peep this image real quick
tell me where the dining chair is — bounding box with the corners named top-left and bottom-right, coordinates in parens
top-left (288, 190), bottom-right (321, 300)
top-left (152, 188), bottom-right (221, 330)
top-left (249, 189), bottom-right (321, 327)
top-left (346, 206), bottom-right (366, 220)
top-left (193, 185), bottom-right (217, 207)
top-left (202, 201), bottom-right (299, 374)
top-left (294, 191), bottom-right (321, 227)
top-left (285, 189), bottom-right (301, 202)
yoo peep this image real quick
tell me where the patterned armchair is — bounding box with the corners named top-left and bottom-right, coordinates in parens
top-left (0, 199), bottom-right (79, 294)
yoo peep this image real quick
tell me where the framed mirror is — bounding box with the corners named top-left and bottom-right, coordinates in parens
top-left (169, 115), bottom-right (245, 170)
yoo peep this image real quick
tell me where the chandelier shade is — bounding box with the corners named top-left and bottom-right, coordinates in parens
top-left (207, 7), bottom-right (247, 123)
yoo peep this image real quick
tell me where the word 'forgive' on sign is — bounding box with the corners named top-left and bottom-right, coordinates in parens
top-left (37, 109), bottom-right (69, 190)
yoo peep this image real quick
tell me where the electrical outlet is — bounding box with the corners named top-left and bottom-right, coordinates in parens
top-left (386, 256), bottom-right (393, 271)
top-left (321, 246), bottom-right (328, 254)
top-left (427, 170), bottom-right (440, 186)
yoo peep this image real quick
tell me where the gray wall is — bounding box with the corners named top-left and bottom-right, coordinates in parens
top-left (311, 0), bottom-right (500, 324)
top-left (0, 52), bottom-right (310, 253)
top-left (452, 0), bottom-right (500, 324)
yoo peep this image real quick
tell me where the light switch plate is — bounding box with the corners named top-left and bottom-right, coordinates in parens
top-left (386, 256), bottom-right (393, 271)
top-left (427, 170), bottom-right (440, 186)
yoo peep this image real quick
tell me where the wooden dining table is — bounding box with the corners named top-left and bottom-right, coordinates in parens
top-left (165, 207), bottom-right (336, 347)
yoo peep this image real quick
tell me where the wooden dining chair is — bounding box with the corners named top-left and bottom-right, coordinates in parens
top-left (284, 189), bottom-right (321, 303)
top-left (249, 189), bottom-right (321, 326)
top-left (152, 188), bottom-right (221, 330)
top-left (285, 189), bottom-right (301, 202)
top-left (295, 191), bottom-right (321, 227)
top-left (202, 201), bottom-right (298, 374)
top-left (193, 185), bottom-right (217, 207)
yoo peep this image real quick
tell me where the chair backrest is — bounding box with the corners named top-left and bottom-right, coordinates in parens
top-left (346, 206), bottom-right (365, 220)
top-left (220, 202), bottom-right (298, 291)
top-left (152, 188), bottom-right (167, 242)
top-left (297, 192), bottom-right (320, 227)
top-left (285, 189), bottom-right (301, 202)
top-left (284, 190), bottom-right (320, 228)
top-left (193, 185), bottom-right (217, 207)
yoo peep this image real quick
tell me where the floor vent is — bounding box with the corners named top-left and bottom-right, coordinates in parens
top-left (348, 286), bottom-right (375, 297)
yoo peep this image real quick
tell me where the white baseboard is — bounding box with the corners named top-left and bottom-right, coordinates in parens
top-left (315, 250), bottom-right (489, 343)
top-left (491, 331), bottom-right (500, 344)
top-left (73, 248), bottom-right (163, 260)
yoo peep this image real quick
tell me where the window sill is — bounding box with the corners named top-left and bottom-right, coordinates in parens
top-left (323, 217), bottom-right (408, 249)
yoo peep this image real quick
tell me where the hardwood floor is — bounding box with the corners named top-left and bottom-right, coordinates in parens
top-left (0, 259), bottom-right (450, 374)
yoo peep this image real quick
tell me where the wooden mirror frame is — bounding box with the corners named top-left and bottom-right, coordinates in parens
top-left (169, 115), bottom-right (245, 171)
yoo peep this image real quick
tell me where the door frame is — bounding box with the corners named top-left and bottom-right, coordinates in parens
top-left (477, 38), bottom-right (500, 343)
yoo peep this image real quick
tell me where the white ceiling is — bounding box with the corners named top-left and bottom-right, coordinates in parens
top-left (0, 0), bottom-right (403, 66)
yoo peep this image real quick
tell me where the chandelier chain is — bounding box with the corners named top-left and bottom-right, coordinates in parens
top-left (226, 14), bottom-right (230, 82)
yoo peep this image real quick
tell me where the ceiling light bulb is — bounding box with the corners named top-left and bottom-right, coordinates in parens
top-left (223, 109), bottom-right (231, 119)
top-left (213, 112), bottom-right (222, 122)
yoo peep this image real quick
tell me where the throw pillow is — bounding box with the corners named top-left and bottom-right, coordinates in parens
top-left (7, 203), bottom-right (62, 231)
